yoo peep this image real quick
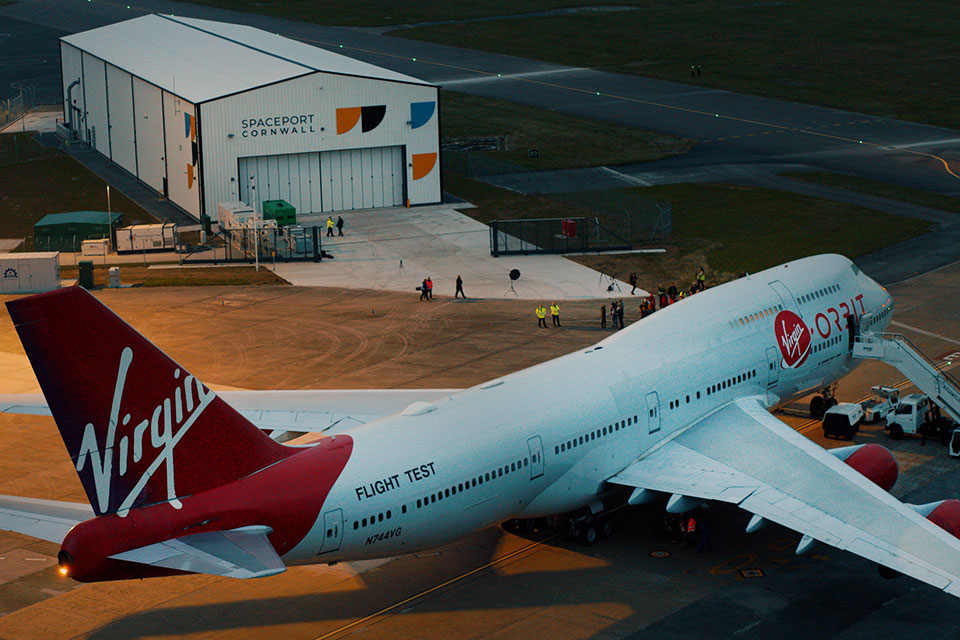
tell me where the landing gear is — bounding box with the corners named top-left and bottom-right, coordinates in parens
top-left (566, 513), bottom-right (613, 545)
top-left (810, 383), bottom-right (839, 419)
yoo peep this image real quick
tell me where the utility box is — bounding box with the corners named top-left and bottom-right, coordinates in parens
top-left (561, 219), bottom-right (577, 238)
top-left (81, 238), bottom-right (110, 256)
top-left (262, 200), bottom-right (296, 227)
top-left (108, 267), bottom-right (121, 288)
top-left (0, 252), bottom-right (60, 294)
top-left (216, 201), bottom-right (256, 230)
top-left (115, 224), bottom-right (177, 253)
top-left (78, 261), bottom-right (94, 289)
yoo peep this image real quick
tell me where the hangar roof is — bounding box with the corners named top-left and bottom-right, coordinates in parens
top-left (61, 14), bottom-right (433, 104)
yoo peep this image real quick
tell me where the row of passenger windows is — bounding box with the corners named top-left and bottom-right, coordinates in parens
top-left (813, 334), bottom-right (842, 353)
top-left (799, 283), bottom-right (839, 305)
top-left (415, 455), bottom-right (536, 510)
top-left (865, 306), bottom-right (891, 328)
top-left (354, 505), bottom-right (403, 530)
top-left (554, 417), bottom-right (636, 455)
top-left (353, 453), bottom-right (541, 530)
top-left (706, 369), bottom-right (758, 396)
top-left (737, 304), bottom-right (783, 327)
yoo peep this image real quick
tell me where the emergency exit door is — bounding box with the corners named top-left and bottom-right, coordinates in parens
top-left (318, 509), bottom-right (343, 555)
top-left (527, 436), bottom-right (544, 479)
top-left (646, 392), bottom-right (661, 434)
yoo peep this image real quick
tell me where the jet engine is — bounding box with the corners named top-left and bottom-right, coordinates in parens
top-left (829, 443), bottom-right (898, 491)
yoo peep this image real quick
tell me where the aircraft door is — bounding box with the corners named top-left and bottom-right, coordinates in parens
top-left (768, 280), bottom-right (800, 316)
top-left (527, 436), bottom-right (544, 479)
top-left (766, 346), bottom-right (780, 386)
top-left (846, 313), bottom-right (858, 352)
top-left (646, 392), bottom-right (661, 434)
top-left (318, 509), bottom-right (343, 555)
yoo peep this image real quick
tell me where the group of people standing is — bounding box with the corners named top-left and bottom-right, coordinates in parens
top-left (611, 267), bottom-right (710, 326)
top-left (535, 303), bottom-right (562, 328)
top-left (600, 300), bottom-right (626, 329)
top-left (417, 275), bottom-right (466, 301)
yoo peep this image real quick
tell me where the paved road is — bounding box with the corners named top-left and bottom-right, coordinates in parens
top-left (3, 0), bottom-right (960, 198)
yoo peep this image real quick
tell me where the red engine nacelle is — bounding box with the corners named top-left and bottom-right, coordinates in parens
top-left (925, 499), bottom-right (960, 539)
top-left (830, 443), bottom-right (899, 491)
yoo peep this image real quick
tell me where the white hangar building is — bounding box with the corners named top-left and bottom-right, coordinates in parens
top-left (60, 14), bottom-right (441, 221)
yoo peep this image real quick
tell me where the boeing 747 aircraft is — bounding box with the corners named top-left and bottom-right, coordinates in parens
top-left (2, 254), bottom-right (960, 600)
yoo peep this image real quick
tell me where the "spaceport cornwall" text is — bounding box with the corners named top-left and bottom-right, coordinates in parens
top-left (240, 114), bottom-right (316, 137)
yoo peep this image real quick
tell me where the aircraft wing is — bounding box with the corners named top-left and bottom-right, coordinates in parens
top-left (0, 496), bottom-right (94, 543)
top-left (110, 525), bottom-right (285, 579)
top-left (608, 396), bottom-right (960, 598)
top-left (0, 389), bottom-right (459, 435)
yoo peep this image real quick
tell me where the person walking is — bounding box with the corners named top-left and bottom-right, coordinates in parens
top-left (629, 272), bottom-right (638, 295)
top-left (425, 277), bottom-right (433, 300)
top-left (326, 216), bottom-right (335, 237)
top-left (550, 302), bottom-right (561, 327)
top-left (536, 304), bottom-right (547, 328)
top-left (617, 299), bottom-right (625, 329)
top-left (419, 278), bottom-right (429, 301)
top-left (601, 303), bottom-right (607, 329)
top-left (336, 216), bottom-right (344, 237)
top-left (455, 275), bottom-right (465, 299)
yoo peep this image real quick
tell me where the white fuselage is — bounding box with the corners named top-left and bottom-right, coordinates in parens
top-left (284, 254), bottom-right (893, 565)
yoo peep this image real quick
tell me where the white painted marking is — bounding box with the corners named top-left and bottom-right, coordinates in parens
top-left (888, 137), bottom-right (960, 150)
top-left (890, 321), bottom-right (960, 347)
top-left (438, 67), bottom-right (584, 86)
top-left (600, 166), bottom-right (651, 186)
top-left (656, 89), bottom-right (725, 99)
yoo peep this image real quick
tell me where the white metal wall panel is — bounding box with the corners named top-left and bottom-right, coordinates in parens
top-left (81, 52), bottom-right (109, 156)
top-left (105, 63), bottom-right (136, 175)
top-left (60, 43), bottom-right (85, 136)
top-left (163, 92), bottom-right (201, 219)
top-left (132, 77), bottom-right (165, 193)
top-left (199, 71), bottom-right (439, 216)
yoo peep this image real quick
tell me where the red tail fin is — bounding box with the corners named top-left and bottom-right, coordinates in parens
top-left (6, 287), bottom-right (291, 516)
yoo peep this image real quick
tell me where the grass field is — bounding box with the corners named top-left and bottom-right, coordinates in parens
top-left (178, 0), bottom-right (627, 27)
top-left (59, 264), bottom-right (289, 287)
top-left (781, 172), bottom-right (960, 215)
top-left (400, 2), bottom-right (960, 130)
top-left (443, 173), bottom-right (931, 287)
top-left (0, 134), bottom-right (159, 245)
top-left (180, 2), bottom-right (959, 129)
top-left (440, 91), bottom-right (693, 170)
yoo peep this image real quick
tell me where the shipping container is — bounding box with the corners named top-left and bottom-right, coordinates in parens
top-left (0, 253), bottom-right (60, 294)
top-left (115, 224), bottom-right (177, 253)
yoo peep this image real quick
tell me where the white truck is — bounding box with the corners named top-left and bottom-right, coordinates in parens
top-left (822, 402), bottom-right (864, 440)
top-left (862, 386), bottom-right (899, 423)
top-left (886, 393), bottom-right (955, 444)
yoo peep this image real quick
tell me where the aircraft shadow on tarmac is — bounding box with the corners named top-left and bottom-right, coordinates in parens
top-left (82, 503), bottom-right (957, 639)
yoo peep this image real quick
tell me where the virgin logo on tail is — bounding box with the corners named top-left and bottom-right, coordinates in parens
top-left (774, 310), bottom-right (811, 368)
top-left (74, 347), bottom-right (214, 516)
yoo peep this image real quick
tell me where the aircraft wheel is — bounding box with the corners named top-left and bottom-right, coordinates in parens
top-left (600, 519), bottom-right (614, 538)
top-left (810, 396), bottom-right (826, 419)
top-left (580, 525), bottom-right (598, 545)
top-left (825, 397), bottom-right (838, 410)
top-left (889, 423), bottom-right (903, 440)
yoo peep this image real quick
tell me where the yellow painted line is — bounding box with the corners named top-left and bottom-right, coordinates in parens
top-left (314, 534), bottom-right (559, 639)
top-left (717, 137), bottom-right (727, 141)
top-left (732, 135), bottom-right (742, 139)
top-left (746, 133), bottom-right (756, 137)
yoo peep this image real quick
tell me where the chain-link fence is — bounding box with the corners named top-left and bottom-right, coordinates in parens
top-left (490, 217), bottom-right (631, 256)
top-left (182, 225), bottom-right (326, 264)
top-left (554, 190), bottom-right (671, 242)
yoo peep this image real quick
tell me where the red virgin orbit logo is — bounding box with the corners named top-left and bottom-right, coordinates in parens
top-left (775, 310), bottom-right (811, 368)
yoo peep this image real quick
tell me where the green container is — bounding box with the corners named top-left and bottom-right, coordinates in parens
top-left (262, 200), bottom-right (296, 227)
top-left (78, 261), bottom-right (94, 289)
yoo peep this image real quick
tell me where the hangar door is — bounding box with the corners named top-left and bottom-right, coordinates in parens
top-left (238, 146), bottom-right (404, 215)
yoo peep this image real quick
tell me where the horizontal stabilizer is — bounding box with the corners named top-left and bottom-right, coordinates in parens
top-left (109, 525), bottom-right (285, 579)
top-left (0, 495), bottom-right (93, 543)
